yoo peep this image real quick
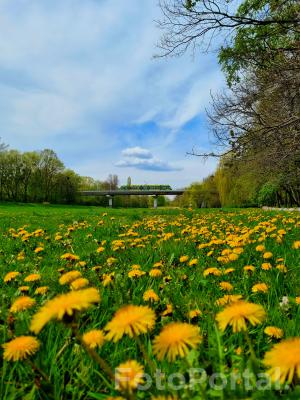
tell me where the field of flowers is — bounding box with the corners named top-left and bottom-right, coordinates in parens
top-left (1, 204), bottom-right (300, 400)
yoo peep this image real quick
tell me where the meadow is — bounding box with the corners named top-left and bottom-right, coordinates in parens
top-left (1, 204), bottom-right (300, 400)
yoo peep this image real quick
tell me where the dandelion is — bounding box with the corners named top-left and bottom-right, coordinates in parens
top-left (252, 283), bottom-right (269, 293)
top-left (296, 297), bottom-right (300, 304)
top-left (188, 309), bottom-right (202, 319)
top-left (128, 269), bottom-right (146, 278)
top-left (153, 322), bottom-right (202, 361)
top-left (4, 271), bottom-right (20, 283)
top-left (161, 304), bottom-right (173, 316)
top-left (256, 245), bottom-right (265, 252)
top-left (96, 246), bottom-right (105, 253)
top-left (10, 296), bottom-right (36, 313)
top-left (276, 264), bottom-right (287, 272)
top-left (59, 270), bottom-right (82, 285)
top-left (143, 289), bottom-right (159, 302)
top-left (263, 252), bottom-right (273, 259)
top-left (34, 286), bottom-right (49, 295)
top-left (264, 326), bottom-right (283, 339)
top-left (24, 273), bottom-right (41, 282)
top-left (151, 396), bottom-right (178, 400)
top-left (19, 286), bottom-right (30, 292)
top-left (179, 255), bottom-right (189, 263)
top-left (3, 336), bottom-right (40, 361)
top-left (203, 267), bottom-right (222, 277)
top-left (215, 294), bottom-right (243, 306)
top-left (102, 273), bottom-right (115, 287)
top-left (82, 329), bottom-right (105, 349)
top-left (70, 278), bottom-right (89, 290)
top-left (61, 253), bottom-right (80, 261)
top-left (188, 259), bottom-right (198, 266)
top-left (261, 263), bottom-right (272, 271)
top-left (105, 305), bottom-right (155, 342)
top-left (219, 281), bottom-right (233, 291)
top-left (115, 360), bottom-right (144, 394)
top-left (293, 241), bottom-right (300, 249)
top-left (263, 337), bottom-right (300, 384)
top-left (34, 247), bottom-right (44, 254)
top-left (149, 269), bottom-right (162, 277)
top-left (243, 265), bottom-right (255, 272)
top-left (216, 301), bottom-right (266, 332)
top-left (30, 288), bottom-right (100, 334)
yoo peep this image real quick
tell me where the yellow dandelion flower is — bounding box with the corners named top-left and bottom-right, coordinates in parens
top-left (256, 245), bottom-right (265, 252)
top-left (18, 286), bottom-right (30, 292)
top-left (261, 263), bottom-right (272, 271)
top-left (243, 265), bottom-right (255, 272)
top-left (107, 257), bottom-right (117, 266)
top-left (143, 289), bottom-right (159, 302)
top-left (179, 255), bottom-right (189, 263)
top-left (296, 297), bottom-right (300, 304)
top-left (276, 264), bottom-right (287, 272)
top-left (293, 241), bottom-right (300, 249)
top-left (153, 322), bottom-right (202, 361)
top-left (128, 269), bottom-right (146, 278)
top-left (161, 304), bottom-right (173, 316)
top-left (188, 309), bottom-right (202, 319)
top-left (4, 271), bottom-right (20, 283)
top-left (151, 396), bottom-right (178, 400)
top-left (215, 294), bottom-right (243, 306)
top-left (70, 278), bottom-right (89, 290)
top-left (82, 329), bottom-right (105, 349)
top-left (224, 268), bottom-right (235, 274)
top-left (61, 253), bottom-right (80, 261)
top-left (34, 247), bottom-right (44, 254)
top-left (263, 252), bottom-right (273, 259)
top-left (115, 360), bottom-right (144, 394)
top-left (30, 288), bottom-right (100, 334)
top-left (131, 264), bottom-right (141, 269)
top-left (264, 326), bottom-right (283, 339)
top-left (252, 283), bottom-right (269, 293)
top-left (216, 301), bottom-right (266, 332)
top-left (219, 281), bottom-right (233, 291)
top-left (34, 286), bottom-right (49, 295)
top-left (188, 259), bottom-right (198, 266)
top-left (105, 305), bottom-right (155, 342)
top-left (10, 296), bottom-right (36, 313)
top-left (102, 273), bottom-right (115, 287)
top-left (96, 246), bottom-right (105, 253)
top-left (153, 261), bottom-right (163, 268)
top-left (59, 270), bottom-right (82, 285)
top-left (24, 273), bottom-right (41, 282)
top-left (3, 336), bottom-right (40, 361)
top-left (263, 337), bottom-right (300, 384)
top-left (149, 269), bottom-right (162, 277)
top-left (203, 267), bottom-right (222, 277)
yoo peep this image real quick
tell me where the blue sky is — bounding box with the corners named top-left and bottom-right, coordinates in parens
top-left (0, 0), bottom-right (225, 187)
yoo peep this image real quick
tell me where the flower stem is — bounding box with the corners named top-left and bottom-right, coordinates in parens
top-left (134, 335), bottom-right (156, 375)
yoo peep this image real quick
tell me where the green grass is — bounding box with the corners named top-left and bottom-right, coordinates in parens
top-left (0, 204), bottom-right (300, 399)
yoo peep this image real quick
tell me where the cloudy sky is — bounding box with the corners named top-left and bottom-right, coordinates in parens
top-left (0, 0), bottom-right (225, 187)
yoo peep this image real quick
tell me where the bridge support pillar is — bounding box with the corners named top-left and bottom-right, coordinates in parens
top-left (107, 195), bottom-right (113, 208)
top-left (153, 195), bottom-right (158, 209)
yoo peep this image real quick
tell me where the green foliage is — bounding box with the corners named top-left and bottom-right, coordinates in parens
top-left (257, 182), bottom-right (279, 206)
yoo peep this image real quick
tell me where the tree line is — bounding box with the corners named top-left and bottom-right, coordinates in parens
top-left (0, 145), bottom-right (166, 207)
top-left (158, 0), bottom-right (300, 207)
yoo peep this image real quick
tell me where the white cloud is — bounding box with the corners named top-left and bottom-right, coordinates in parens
top-left (117, 147), bottom-right (182, 172)
top-left (122, 147), bottom-right (152, 159)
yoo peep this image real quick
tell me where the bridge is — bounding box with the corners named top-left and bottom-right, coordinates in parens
top-left (79, 189), bottom-right (185, 208)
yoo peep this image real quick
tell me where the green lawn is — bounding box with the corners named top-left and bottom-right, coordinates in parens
top-left (0, 204), bottom-right (300, 399)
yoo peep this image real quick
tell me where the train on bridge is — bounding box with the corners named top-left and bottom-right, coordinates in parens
top-left (119, 184), bottom-right (172, 191)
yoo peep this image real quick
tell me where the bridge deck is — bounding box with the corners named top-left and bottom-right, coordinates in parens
top-left (79, 190), bottom-right (184, 196)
